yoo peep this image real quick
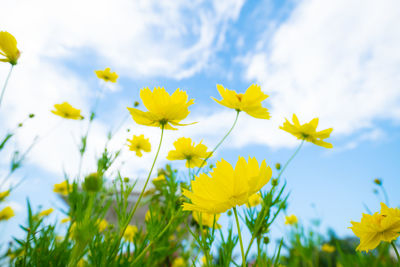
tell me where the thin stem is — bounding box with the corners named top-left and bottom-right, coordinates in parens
top-left (380, 185), bottom-right (390, 206)
top-left (276, 140), bottom-right (304, 181)
top-left (196, 111), bottom-right (240, 175)
top-left (0, 65), bottom-right (14, 109)
top-left (233, 207), bottom-right (246, 267)
top-left (392, 241), bottom-right (400, 265)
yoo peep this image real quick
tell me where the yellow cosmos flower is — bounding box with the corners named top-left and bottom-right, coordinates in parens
top-left (152, 174), bottom-right (166, 185)
top-left (321, 243), bottom-right (335, 253)
top-left (192, 211), bottom-right (221, 228)
top-left (0, 190), bottom-right (10, 202)
top-left (123, 225), bottom-right (138, 242)
top-left (39, 208), bottom-right (54, 217)
top-left (127, 134), bottom-right (151, 157)
top-left (51, 102), bottom-right (84, 120)
top-left (0, 206), bottom-right (14, 221)
top-left (127, 87), bottom-right (194, 130)
top-left (182, 156), bottom-right (272, 214)
top-left (285, 214), bottom-right (298, 225)
top-left (167, 137), bottom-right (212, 168)
top-left (53, 181), bottom-right (71, 196)
top-left (349, 203), bottom-right (400, 252)
top-left (212, 84), bottom-right (270, 119)
top-left (94, 67), bottom-right (118, 83)
top-left (172, 257), bottom-right (185, 267)
top-left (0, 31), bottom-right (20, 65)
top-left (61, 217), bottom-right (71, 224)
top-left (246, 193), bottom-right (262, 208)
top-left (97, 219), bottom-right (108, 232)
top-left (280, 114), bottom-right (333, 148)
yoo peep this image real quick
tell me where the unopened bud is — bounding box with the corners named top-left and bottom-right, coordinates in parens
top-left (134, 101), bottom-right (140, 107)
top-left (83, 173), bottom-right (103, 192)
top-left (275, 163), bottom-right (281, 170)
top-left (271, 179), bottom-right (278, 187)
top-left (263, 236), bottom-right (269, 244)
top-left (374, 178), bottom-right (382, 186)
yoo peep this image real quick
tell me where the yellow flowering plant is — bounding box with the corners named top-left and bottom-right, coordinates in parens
top-left (94, 68), bottom-right (118, 83)
top-left (127, 134), bottom-right (151, 157)
top-left (51, 102), bottom-right (84, 120)
top-left (167, 137), bottom-right (212, 168)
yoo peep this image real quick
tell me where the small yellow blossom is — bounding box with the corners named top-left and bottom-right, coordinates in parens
top-left (0, 31), bottom-right (20, 65)
top-left (321, 243), bottom-right (335, 253)
top-left (39, 208), bottom-right (54, 217)
top-left (172, 257), bottom-right (185, 267)
top-left (0, 190), bottom-right (10, 202)
top-left (127, 134), bottom-right (151, 157)
top-left (246, 193), bottom-right (262, 208)
top-left (53, 181), bottom-right (71, 196)
top-left (285, 214), bottom-right (298, 225)
top-left (152, 174), bottom-right (166, 185)
top-left (77, 258), bottom-right (87, 267)
top-left (212, 84), bottom-right (270, 119)
top-left (61, 217), bottom-right (71, 224)
top-left (127, 87), bottom-right (194, 130)
top-left (280, 114), bottom-right (333, 148)
top-left (183, 156), bottom-right (272, 214)
top-left (123, 225), bottom-right (138, 242)
top-left (374, 178), bottom-right (382, 186)
top-left (0, 206), bottom-right (14, 221)
top-left (349, 203), bottom-right (400, 252)
top-left (51, 102), bottom-right (84, 120)
top-left (192, 211), bottom-right (221, 228)
top-left (97, 219), bottom-right (108, 232)
top-left (95, 67), bottom-right (118, 83)
top-left (167, 137), bottom-right (212, 168)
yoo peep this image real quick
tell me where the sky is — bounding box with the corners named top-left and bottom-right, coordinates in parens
top-left (1, 0), bottom-right (400, 255)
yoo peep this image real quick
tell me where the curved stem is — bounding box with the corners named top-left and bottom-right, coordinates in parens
top-left (0, 65), bottom-right (14, 109)
top-left (276, 140), bottom-right (304, 181)
top-left (392, 241), bottom-right (400, 265)
top-left (196, 111), bottom-right (240, 175)
top-left (233, 207), bottom-right (246, 267)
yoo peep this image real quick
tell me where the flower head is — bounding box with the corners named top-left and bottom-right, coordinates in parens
top-left (349, 203), bottom-right (400, 252)
top-left (152, 174), bottom-right (166, 185)
top-left (374, 178), bottom-right (382, 186)
top-left (182, 156), bottom-right (272, 214)
top-left (95, 68), bottom-right (118, 83)
top-left (172, 257), bottom-right (185, 267)
top-left (280, 114), bottom-right (333, 148)
top-left (0, 190), bottom-right (10, 202)
top-left (127, 134), bottom-right (151, 157)
top-left (0, 31), bottom-right (20, 65)
top-left (0, 206), bottom-right (14, 221)
top-left (53, 181), bottom-right (71, 196)
top-left (123, 225), bottom-right (138, 242)
top-left (246, 193), bottom-right (262, 208)
top-left (285, 214), bottom-right (298, 225)
top-left (212, 84), bottom-right (270, 119)
top-left (61, 217), bottom-right (71, 224)
top-left (127, 87), bottom-right (194, 130)
top-left (167, 137), bottom-right (212, 168)
top-left (39, 208), bottom-right (54, 217)
top-left (321, 243), bottom-right (335, 253)
top-left (97, 219), bottom-right (108, 232)
top-left (51, 102), bottom-right (84, 120)
top-left (192, 211), bottom-right (221, 228)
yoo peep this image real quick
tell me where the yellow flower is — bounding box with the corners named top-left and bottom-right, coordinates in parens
top-left (167, 137), bottom-right (212, 168)
top-left (39, 208), bottom-right (54, 217)
top-left (0, 31), bottom-right (20, 65)
top-left (172, 257), bottom-right (185, 267)
top-left (97, 219), bottom-right (108, 232)
top-left (0, 190), bottom-right (10, 202)
top-left (127, 87), bottom-right (194, 130)
top-left (212, 84), bottom-right (270, 119)
top-left (246, 193), bottom-right (262, 208)
top-left (127, 134), bottom-right (151, 157)
top-left (94, 67), bottom-right (118, 83)
top-left (123, 225), bottom-right (138, 242)
top-left (53, 181), bottom-right (71, 196)
top-left (321, 243), bottom-right (335, 253)
top-left (349, 203), bottom-right (400, 252)
top-left (280, 114), bottom-right (333, 148)
top-left (61, 217), bottom-right (71, 224)
top-left (182, 156), bottom-right (272, 214)
top-left (0, 206), bottom-right (14, 221)
top-left (285, 214), bottom-right (298, 225)
top-left (192, 211), bottom-right (221, 228)
top-left (51, 102), bottom-right (84, 120)
top-left (152, 174), bottom-right (166, 185)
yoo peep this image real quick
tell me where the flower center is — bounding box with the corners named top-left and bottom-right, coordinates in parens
top-left (236, 93), bottom-right (244, 102)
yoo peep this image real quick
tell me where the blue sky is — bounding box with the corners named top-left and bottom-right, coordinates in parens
top-left (1, 0), bottom-right (400, 254)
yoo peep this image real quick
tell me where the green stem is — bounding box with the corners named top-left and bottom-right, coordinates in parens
top-left (196, 111), bottom-right (240, 175)
top-left (233, 207), bottom-right (246, 267)
top-left (0, 65), bottom-right (14, 109)
top-left (276, 140), bottom-right (304, 181)
top-left (392, 241), bottom-right (400, 265)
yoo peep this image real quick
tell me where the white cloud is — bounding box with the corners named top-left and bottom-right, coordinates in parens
top-left (242, 0), bottom-right (400, 143)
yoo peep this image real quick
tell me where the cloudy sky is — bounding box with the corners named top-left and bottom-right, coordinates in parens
top-left (1, 0), bottom-right (400, 248)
